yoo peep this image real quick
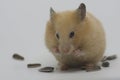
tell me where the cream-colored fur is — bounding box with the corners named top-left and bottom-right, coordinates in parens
top-left (45, 6), bottom-right (106, 67)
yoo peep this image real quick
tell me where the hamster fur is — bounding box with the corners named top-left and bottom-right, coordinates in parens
top-left (45, 3), bottom-right (106, 69)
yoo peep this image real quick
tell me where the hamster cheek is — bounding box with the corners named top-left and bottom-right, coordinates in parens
top-left (51, 46), bottom-right (60, 54)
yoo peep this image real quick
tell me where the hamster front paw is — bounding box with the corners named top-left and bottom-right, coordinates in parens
top-left (85, 63), bottom-right (101, 72)
top-left (52, 46), bottom-right (60, 53)
top-left (73, 49), bottom-right (85, 57)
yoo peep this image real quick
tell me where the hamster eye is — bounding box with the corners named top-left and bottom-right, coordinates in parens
top-left (69, 31), bottom-right (75, 38)
top-left (56, 33), bottom-right (59, 39)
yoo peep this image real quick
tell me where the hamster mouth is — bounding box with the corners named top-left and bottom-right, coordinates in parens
top-left (58, 44), bottom-right (82, 54)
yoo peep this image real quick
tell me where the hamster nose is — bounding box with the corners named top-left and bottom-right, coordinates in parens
top-left (62, 47), bottom-right (69, 53)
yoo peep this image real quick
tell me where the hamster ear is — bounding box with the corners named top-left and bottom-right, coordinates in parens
top-left (50, 7), bottom-right (56, 21)
top-left (77, 3), bottom-right (86, 20)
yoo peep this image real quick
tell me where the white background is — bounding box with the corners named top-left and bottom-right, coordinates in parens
top-left (0, 0), bottom-right (120, 80)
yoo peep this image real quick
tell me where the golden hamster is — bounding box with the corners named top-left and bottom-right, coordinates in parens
top-left (45, 3), bottom-right (106, 70)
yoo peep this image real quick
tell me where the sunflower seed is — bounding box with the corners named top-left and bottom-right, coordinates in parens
top-left (27, 63), bottom-right (41, 68)
top-left (39, 67), bottom-right (54, 72)
top-left (106, 55), bottom-right (117, 60)
top-left (102, 62), bottom-right (110, 67)
top-left (12, 53), bottom-right (24, 60)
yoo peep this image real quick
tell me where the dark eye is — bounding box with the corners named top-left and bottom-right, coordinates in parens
top-left (69, 31), bottom-right (75, 38)
top-left (56, 33), bottom-right (59, 39)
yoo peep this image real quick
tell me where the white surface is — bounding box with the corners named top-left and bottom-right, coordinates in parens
top-left (0, 0), bottom-right (120, 80)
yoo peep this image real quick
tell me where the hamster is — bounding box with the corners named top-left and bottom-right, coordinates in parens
top-left (45, 3), bottom-right (106, 70)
